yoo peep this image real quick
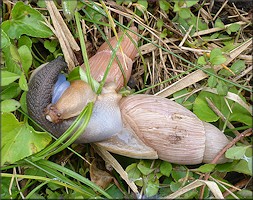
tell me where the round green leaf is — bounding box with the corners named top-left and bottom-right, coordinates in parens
top-left (126, 163), bottom-right (143, 186)
top-left (216, 80), bottom-right (228, 96)
top-left (214, 18), bottom-right (225, 29)
top-left (137, 160), bottom-right (154, 175)
top-left (18, 45), bottom-right (32, 75)
top-left (18, 35), bottom-right (33, 50)
top-left (225, 146), bottom-right (251, 160)
top-left (193, 92), bottom-right (220, 122)
top-left (159, 0), bottom-right (170, 11)
top-left (1, 99), bottom-right (21, 112)
top-left (197, 56), bottom-right (207, 65)
top-left (156, 19), bottom-right (164, 29)
top-left (1, 83), bottom-right (22, 100)
top-left (179, 8), bottom-right (192, 19)
top-left (1, 1), bottom-right (53, 39)
top-left (160, 161), bottom-right (172, 177)
top-left (1, 29), bottom-right (11, 49)
top-left (227, 23), bottom-right (241, 33)
top-left (207, 76), bottom-right (217, 88)
top-left (145, 176), bottom-right (159, 197)
top-left (1, 71), bottom-right (20, 86)
top-left (196, 164), bottom-right (216, 173)
top-left (62, 0), bottom-right (77, 21)
top-left (210, 48), bottom-right (226, 65)
top-left (20, 91), bottom-right (28, 113)
top-left (1, 113), bottom-right (52, 165)
top-left (18, 72), bottom-right (28, 91)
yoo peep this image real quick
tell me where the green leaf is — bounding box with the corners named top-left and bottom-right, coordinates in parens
top-left (2, 45), bottom-right (22, 75)
top-left (193, 90), bottom-right (252, 125)
top-left (1, 83), bottom-right (22, 100)
top-left (214, 18), bottom-right (225, 29)
top-left (1, 71), bottom-right (20, 86)
top-left (1, 99), bottom-right (21, 113)
top-left (160, 161), bottom-right (172, 177)
top-left (232, 159), bottom-right (252, 175)
top-left (236, 189), bottom-right (253, 199)
top-left (196, 164), bottom-right (216, 173)
top-left (145, 175), bottom-right (159, 197)
top-left (18, 72), bottom-right (28, 91)
top-left (170, 181), bottom-right (182, 192)
top-left (1, 113), bottom-right (52, 165)
top-left (125, 163), bottom-right (143, 186)
top-left (179, 8), bottom-right (192, 19)
top-left (18, 35), bottom-right (33, 50)
top-left (2, 1), bottom-right (53, 39)
top-left (18, 45), bottom-right (33, 75)
top-left (37, 0), bottom-right (47, 8)
top-left (216, 80), bottom-right (228, 96)
top-left (160, 29), bottom-right (168, 38)
top-left (207, 76), bottom-right (217, 88)
top-left (230, 60), bottom-right (246, 75)
top-left (105, 184), bottom-right (124, 199)
top-left (156, 19), bottom-right (164, 29)
top-left (197, 56), bottom-right (207, 65)
top-left (62, 0), bottom-right (77, 21)
top-left (171, 166), bottom-right (187, 181)
top-left (85, 4), bottom-right (103, 22)
top-left (10, 44), bottom-right (21, 63)
top-left (225, 146), bottom-right (251, 160)
top-left (185, 0), bottom-right (199, 7)
top-left (137, 160), bottom-right (154, 175)
top-left (227, 23), bottom-right (241, 33)
top-left (20, 91), bottom-right (28, 113)
top-left (137, 0), bottom-right (148, 11)
top-left (44, 40), bottom-right (58, 53)
top-left (193, 92), bottom-right (220, 122)
top-left (159, 0), bottom-right (170, 11)
top-left (219, 60), bottom-right (246, 77)
top-left (173, 88), bottom-right (188, 104)
top-left (1, 29), bottom-right (11, 49)
top-left (210, 48), bottom-right (226, 65)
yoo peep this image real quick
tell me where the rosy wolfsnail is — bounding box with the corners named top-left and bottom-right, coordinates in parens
top-left (27, 56), bottom-right (230, 165)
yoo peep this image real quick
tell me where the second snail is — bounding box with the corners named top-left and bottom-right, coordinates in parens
top-left (27, 27), bottom-right (230, 165)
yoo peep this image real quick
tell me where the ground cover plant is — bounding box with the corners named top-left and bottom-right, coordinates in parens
top-left (1, 0), bottom-right (252, 199)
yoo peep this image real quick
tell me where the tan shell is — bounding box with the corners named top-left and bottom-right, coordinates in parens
top-left (82, 26), bottom-right (139, 90)
top-left (119, 95), bottom-right (229, 164)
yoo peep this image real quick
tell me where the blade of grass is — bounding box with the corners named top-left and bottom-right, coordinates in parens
top-left (1, 172), bottom-right (93, 198)
top-left (75, 11), bottom-right (94, 91)
top-left (25, 159), bottom-right (97, 198)
top-left (45, 102), bottom-right (94, 157)
top-left (37, 160), bottom-right (112, 198)
top-left (33, 102), bottom-right (93, 159)
top-left (18, 109), bottom-right (91, 164)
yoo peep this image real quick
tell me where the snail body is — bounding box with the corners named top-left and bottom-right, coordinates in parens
top-left (27, 59), bottom-right (230, 164)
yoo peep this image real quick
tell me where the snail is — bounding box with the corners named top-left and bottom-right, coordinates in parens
top-left (27, 57), bottom-right (230, 165)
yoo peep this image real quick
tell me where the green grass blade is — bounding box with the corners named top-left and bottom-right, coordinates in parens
top-left (37, 160), bottom-right (112, 198)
